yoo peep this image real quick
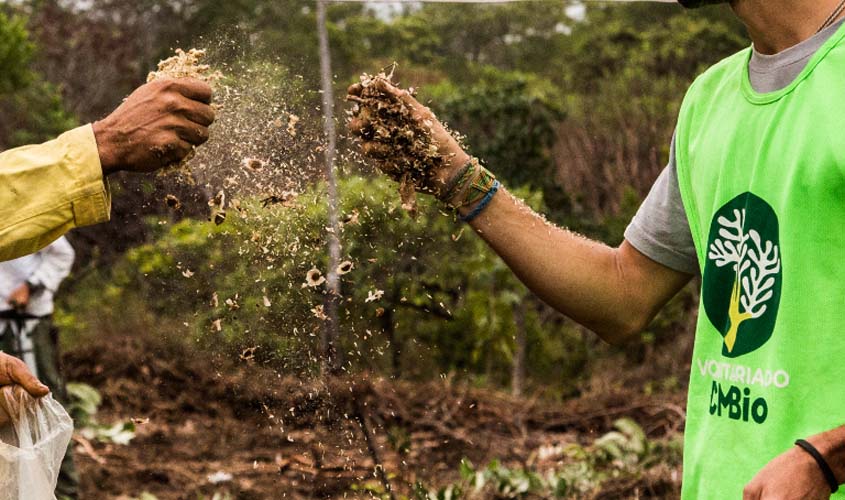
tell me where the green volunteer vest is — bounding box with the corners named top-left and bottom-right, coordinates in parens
top-left (675, 23), bottom-right (845, 499)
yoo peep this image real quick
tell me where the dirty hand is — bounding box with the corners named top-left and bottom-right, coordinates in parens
top-left (744, 444), bottom-right (833, 500)
top-left (7, 283), bottom-right (29, 310)
top-left (347, 78), bottom-right (471, 197)
top-left (92, 78), bottom-right (215, 174)
top-left (0, 353), bottom-right (49, 425)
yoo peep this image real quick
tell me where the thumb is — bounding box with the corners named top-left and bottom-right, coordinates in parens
top-left (7, 358), bottom-right (49, 398)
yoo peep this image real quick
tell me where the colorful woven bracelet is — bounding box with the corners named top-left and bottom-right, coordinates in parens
top-left (440, 160), bottom-right (475, 202)
top-left (460, 180), bottom-right (500, 223)
top-left (461, 167), bottom-right (496, 208)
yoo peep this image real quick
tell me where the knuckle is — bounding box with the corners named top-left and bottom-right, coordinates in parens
top-left (160, 79), bottom-right (178, 92)
top-left (160, 94), bottom-right (180, 112)
top-left (149, 79), bottom-right (174, 96)
top-left (173, 98), bottom-right (192, 114)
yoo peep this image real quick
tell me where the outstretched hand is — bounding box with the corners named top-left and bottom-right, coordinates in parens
top-left (346, 78), bottom-right (470, 195)
top-left (93, 78), bottom-right (215, 175)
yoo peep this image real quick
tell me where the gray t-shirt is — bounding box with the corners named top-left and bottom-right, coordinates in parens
top-left (624, 19), bottom-right (844, 275)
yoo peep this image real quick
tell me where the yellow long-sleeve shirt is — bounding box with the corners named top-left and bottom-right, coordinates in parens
top-left (0, 125), bottom-right (111, 261)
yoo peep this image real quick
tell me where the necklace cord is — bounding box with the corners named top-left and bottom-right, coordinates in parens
top-left (818, 0), bottom-right (845, 33)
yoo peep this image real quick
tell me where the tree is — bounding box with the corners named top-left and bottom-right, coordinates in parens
top-left (0, 10), bottom-right (33, 94)
top-left (0, 8), bottom-right (75, 149)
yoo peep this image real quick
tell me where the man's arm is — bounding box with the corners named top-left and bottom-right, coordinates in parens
top-left (0, 78), bottom-right (214, 261)
top-left (348, 80), bottom-right (693, 344)
top-left (0, 125), bottom-right (108, 261)
top-left (7, 236), bottom-right (76, 310)
top-left (464, 188), bottom-right (692, 343)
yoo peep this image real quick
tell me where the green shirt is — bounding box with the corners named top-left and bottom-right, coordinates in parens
top-left (675, 22), bottom-right (845, 499)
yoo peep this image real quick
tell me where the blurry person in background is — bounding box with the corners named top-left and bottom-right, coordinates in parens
top-left (0, 236), bottom-right (77, 499)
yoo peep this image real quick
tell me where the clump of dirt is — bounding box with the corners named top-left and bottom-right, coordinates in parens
top-left (146, 48), bottom-right (223, 176)
top-left (147, 48), bottom-right (222, 86)
top-left (347, 69), bottom-right (447, 216)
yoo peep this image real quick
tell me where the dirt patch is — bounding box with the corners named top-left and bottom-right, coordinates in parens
top-left (63, 335), bottom-right (684, 499)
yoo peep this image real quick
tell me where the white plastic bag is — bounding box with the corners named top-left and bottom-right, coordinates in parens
top-left (0, 386), bottom-right (73, 500)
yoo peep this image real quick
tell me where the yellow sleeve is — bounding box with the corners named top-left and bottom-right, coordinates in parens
top-left (0, 125), bottom-right (111, 261)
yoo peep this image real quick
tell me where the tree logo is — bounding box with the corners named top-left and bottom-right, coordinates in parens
top-left (702, 193), bottom-right (782, 358)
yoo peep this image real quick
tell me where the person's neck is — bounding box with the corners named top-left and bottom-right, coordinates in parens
top-left (732, 0), bottom-right (845, 54)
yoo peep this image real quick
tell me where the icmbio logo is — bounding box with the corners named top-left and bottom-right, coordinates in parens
top-left (702, 193), bottom-right (782, 358)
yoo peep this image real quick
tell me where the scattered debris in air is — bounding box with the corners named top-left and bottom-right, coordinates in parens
top-left (304, 268), bottom-right (326, 288)
top-left (336, 261), bottom-right (354, 275)
top-left (209, 189), bottom-right (227, 225)
top-left (287, 114), bottom-right (300, 136)
top-left (365, 289), bottom-right (384, 303)
top-left (240, 347), bottom-right (257, 362)
top-left (242, 157), bottom-right (266, 171)
top-left (165, 194), bottom-right (182, 210)
top-left (311, 304), bottom-right (329, 321)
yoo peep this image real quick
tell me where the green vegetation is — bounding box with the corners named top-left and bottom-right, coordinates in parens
top-left (352, 418), bottom-right (683, 499)
top-left (59, 176), bottom-right (587, 393)
top-left (0, 10), bottom-right (75, 148)
top-left (66, 382), bottom-right (137, 445)
top-left (2, 1), bottom-right (749, 497)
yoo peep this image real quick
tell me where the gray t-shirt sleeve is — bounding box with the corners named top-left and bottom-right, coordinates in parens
top-left (624, 137), bottom-right (699, 275)
top-left (621, 20), bottom-right (844, 276)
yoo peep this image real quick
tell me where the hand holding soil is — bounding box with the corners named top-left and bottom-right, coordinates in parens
top-left (92, 78), bottom-right (215, 175)
top-left (347, 73), bottom-right (471, 213)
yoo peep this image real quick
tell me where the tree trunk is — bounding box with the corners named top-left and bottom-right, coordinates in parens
top-left (512, 302), bottom-right (527, 398)
top-left (316, 0), bottom-right (342, 374)
top-left (381, 302), bottom-right (400, 379)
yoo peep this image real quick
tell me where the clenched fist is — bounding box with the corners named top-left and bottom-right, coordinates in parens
top-left (92, 78), bottom-right (215, 174)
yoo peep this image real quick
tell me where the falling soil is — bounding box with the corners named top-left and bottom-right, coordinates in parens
top-left (82, 46), bottom-right (682, 500)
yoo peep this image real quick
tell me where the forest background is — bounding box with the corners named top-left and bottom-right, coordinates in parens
top-left (0, 1), bottom-right (750, 498)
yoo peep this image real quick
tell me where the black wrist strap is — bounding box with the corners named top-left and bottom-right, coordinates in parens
top-left (795, 439), bottom-right (840, 493)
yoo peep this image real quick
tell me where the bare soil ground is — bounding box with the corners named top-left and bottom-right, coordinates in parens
top-left (63, 335), bottom-right (685, 499)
